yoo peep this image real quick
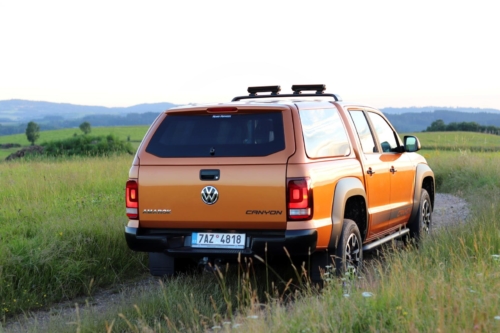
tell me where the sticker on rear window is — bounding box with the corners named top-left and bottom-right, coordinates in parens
top-left (212, 115), bottom-right (232, 118)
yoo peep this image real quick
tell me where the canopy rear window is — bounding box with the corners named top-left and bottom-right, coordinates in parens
top-left (146, 112), bottom-right (285, 157)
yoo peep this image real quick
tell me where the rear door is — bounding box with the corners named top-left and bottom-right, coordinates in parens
top-left (349, 110), bottom-right (392, 237)
top-left (137, 106), bottom-right (295, 230)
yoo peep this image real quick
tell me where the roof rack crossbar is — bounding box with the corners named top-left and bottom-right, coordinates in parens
top-left (232, 84), bottom-right (341, 102)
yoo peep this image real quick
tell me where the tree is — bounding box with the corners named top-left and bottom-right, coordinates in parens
top-left (425, 119), bottom-right (446, 132)
top-left (79, 121), bottom-right (91, 135)
top-left (25, 121), bottom-right (40, 145)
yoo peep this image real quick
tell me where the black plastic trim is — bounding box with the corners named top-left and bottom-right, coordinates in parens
top-left (125, 227), bottom-right (318, 257)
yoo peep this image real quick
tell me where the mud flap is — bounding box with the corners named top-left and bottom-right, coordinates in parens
top-left (149, 252), bottom-right (175, 276)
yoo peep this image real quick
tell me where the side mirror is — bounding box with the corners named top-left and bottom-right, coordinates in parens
top-left (404, 136), bottom-right (421, 152)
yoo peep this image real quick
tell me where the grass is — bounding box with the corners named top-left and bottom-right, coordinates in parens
top-left (409, 131), bottom-right (500, 151)
top-left (0, 126), bottom-right (149, 145)
top-left (0, 155), bottom-right (147, 319)
top-left (0, 126), bottom-right (148, 159)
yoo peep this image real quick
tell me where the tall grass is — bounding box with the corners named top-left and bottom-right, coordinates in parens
top-left (0, 155), bottom-right (147, 318)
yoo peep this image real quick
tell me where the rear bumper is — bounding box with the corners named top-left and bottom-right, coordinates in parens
top-left (125, 227), bottom-right (317, 258)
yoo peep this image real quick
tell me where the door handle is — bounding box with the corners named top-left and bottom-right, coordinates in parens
top-left (200, 169), bottom-right (220, 180)
top-left (367, 168), bottom-right (375, 176)
top-left (390, 166), bottom-right (397, 174)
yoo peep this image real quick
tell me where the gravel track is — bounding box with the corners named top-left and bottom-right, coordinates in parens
top-left (2, 193), bottom-right (470, 333)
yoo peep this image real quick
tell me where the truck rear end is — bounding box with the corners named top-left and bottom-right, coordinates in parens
top-left (125, 104), bottom-right (316, 274)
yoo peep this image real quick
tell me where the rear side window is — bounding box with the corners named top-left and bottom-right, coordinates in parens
top-left (299, 108), bottom-right (350, 158)
top-left (146, 112), bottom-right (285, 157)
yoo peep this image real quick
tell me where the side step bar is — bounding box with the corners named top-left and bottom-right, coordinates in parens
top-left (362, 228), bottom-right (410, 251)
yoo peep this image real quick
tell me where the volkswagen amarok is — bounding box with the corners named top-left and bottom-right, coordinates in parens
top-left (125, 84), bottom-right (434, 282)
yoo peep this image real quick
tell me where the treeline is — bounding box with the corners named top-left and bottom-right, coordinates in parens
top-left (0, 123), bottom-right (26, 135)
top-left (425, 119), bottom-right (500, 135)
top-left (0, 112), bottom-right (160, 136)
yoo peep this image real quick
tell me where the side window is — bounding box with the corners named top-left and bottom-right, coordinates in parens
top-left (367, 112), bottom-right (400, 152)
top-left (349, 110), bottom-right (377, 154)
top-left (299, 108), bottom-right (350, 158)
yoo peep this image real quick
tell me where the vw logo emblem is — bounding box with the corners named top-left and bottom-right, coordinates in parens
top-left (201, 186), bottom-right (219, 205)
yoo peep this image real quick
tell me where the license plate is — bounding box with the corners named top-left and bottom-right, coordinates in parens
top-left (192, 232), bottom-right (246, 249)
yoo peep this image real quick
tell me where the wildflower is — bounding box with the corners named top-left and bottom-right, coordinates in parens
top-left (362, 292), bottom-right (374, 298)
top-left (343, 293), bottom-right (350, 298)
top-left (247, 315), bottom-right (258, 319)
top-left (494, 316), bottom-right (500, 321)
top-left (211, 325), bottom-right (221, 330)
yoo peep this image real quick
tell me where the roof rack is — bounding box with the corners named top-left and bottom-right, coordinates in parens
top-left (232, 84), bottom-right (341, 102)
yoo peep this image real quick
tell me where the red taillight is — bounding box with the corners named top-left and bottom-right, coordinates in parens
top-left (287, 178), bottom-right (312, 220)
top-left (126, 180), bottom-right (139, 219)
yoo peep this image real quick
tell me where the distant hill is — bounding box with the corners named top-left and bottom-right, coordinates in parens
top-left (381, 106), bottom-right (500, 114)
top-left (385, 110), bottom-right (500, 132)
top-left (0, 99), bottom-right (177, 122)
top-left (3, 100), bottom-right (500, 135)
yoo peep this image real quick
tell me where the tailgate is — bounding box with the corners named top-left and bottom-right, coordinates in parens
top-left (138, 164), bottom-right (287, 229)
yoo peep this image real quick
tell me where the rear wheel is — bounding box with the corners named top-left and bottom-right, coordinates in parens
top-left (309, 219), bottom-right (363, 285)
top-left (407, 189), bottom-right (432, 242)
top-left (334, 219), bottom-right (363, 276)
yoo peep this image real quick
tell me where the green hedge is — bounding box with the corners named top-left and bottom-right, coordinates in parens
top-left (42, 134), bottom-right (134, 157)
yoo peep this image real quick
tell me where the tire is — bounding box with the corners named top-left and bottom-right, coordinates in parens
top-left (309, 219), bottom-right (363, 284)
top-left (407, 189), bottom-right (432, 242)
top-left (334, 219), bottom-right (363, 276)
top-left (149, 252), bottom-right (175, 277)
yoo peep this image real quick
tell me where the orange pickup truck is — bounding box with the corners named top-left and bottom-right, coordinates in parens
top-left (125, 84), bottom-right (434, 282)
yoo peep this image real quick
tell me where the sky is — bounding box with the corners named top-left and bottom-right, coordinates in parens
top-left (0, 0), bottom-right (499, 109)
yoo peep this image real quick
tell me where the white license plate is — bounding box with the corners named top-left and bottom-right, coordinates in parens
top-left (192, 232), bottom-right (246, 249)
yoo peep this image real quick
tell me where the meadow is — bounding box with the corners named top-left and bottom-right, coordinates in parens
top-left (0, 155), bottom-right (147, 319)
top-left (0, 130), bottom-right (500, 332)
top-left (0, 126), bottom-right (149, 160)
top-left (407, 131), bottom-right (500, 152)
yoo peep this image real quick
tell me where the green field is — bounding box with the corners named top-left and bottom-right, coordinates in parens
top-left (1, 131), bottom-right (500, 332)
top-left (409, 131), bottom-right (500, 151)
top-left (0, 126), bottom-right (149, 160)
top-left (0, 126), bottom-right (149, 145)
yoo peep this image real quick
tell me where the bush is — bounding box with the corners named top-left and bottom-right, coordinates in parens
top-left (42, 134), bottom-right (134, 157)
